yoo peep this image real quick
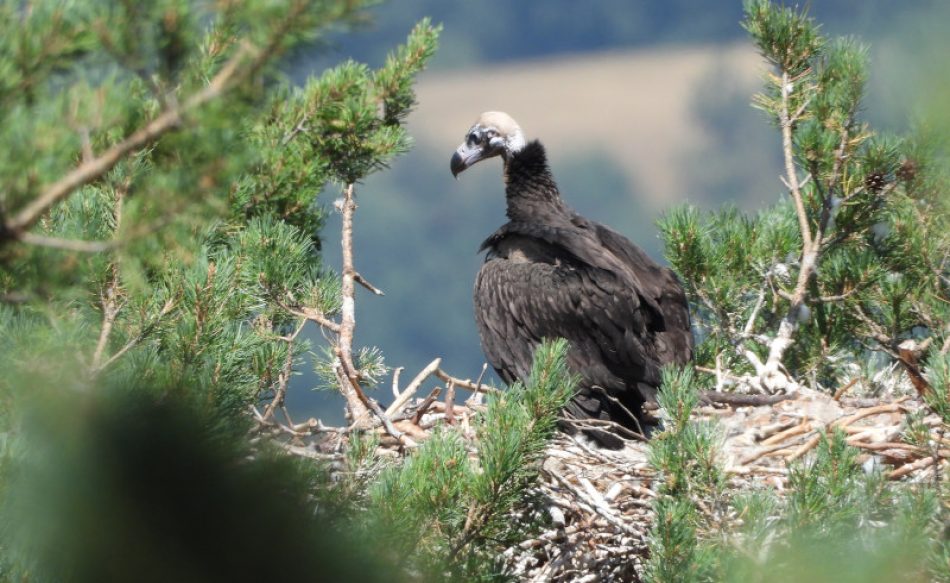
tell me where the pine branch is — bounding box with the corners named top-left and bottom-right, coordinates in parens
top-left (91, 277), bottom-right (123, 371)
top-left (277, 300), bottom-right (341, 333)
top-left (335, 183), bottom-right (373, 425)
top-left (0, 42), bottom-right (259, 245)
top-left (757, 71), bottom-right (825, 393)
top-left (261, 319), bottom-right (307, 422)
top-left (91, 180), bottom-right (129, 373)
top-left (91, 296), bottom-right (178, 374)
top-left (781, 71), bottom-right (813, 251)
top-left (18, 233), bottom-right (115, 253)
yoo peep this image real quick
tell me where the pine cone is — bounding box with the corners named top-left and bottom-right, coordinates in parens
top-left (896, 158), bottom-right (918, 183)
top-left (865, 171), bottom-right (887, 193)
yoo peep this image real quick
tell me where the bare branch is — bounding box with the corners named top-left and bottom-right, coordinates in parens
top-left (385, 357), bottom-right (441, 417)
top-left (354, 272), bottom-right (384, 296)
top-left (19, 232), bottom-right (116, 253)
top-left (276, 300), bottom-right (341, 333)
top-left (743, 285), bottom-right (767, 336)
top-left (335, 183), bottom-right (372, 423)
top-left (752, 72), bottom-right (847, 391)
top-left (444, 380), bottom-right (457, 425)
top-left (699, 391), bottom-right (791, 407)
top-left (391, 366), bottom-right (404, 398)
top-left (817, 287), bottom-right (861, 303)
top-left (280, 114), bottom-right (310, 146)
top-left (261, 319), bottom-right (307, 422)
top-left (91, 183), bottom-right (130, 372)
top-left (92, 297), bottom-right (177, 373)
top-left (91, 280), bottom-right (123, 370)
top-left (780, 71), bottom-right (812, 251)
top-left (434, 368), bottom-right (501, 395)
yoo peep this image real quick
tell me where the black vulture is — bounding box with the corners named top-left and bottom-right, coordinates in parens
top-left (450, 111), bottom-right (693, 447)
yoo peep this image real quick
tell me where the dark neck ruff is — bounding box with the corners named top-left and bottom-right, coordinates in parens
top-left (503, 140), bottom-right (566, 221)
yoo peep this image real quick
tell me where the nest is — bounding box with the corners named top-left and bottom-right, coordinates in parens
top-left (500, 388), bottom-right (945, 582)
top-left (266, 377), bottom-right (944, 582)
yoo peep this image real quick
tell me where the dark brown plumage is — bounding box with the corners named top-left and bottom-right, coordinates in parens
top-left (451, 112), bottom-right (693, 446)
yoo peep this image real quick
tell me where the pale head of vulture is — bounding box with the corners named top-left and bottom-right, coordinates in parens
top-left (450, 111), bottom-right (527, 177)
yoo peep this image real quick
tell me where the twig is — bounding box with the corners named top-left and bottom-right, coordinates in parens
top-left (699, 391), bottom-right (792, 407)
top-left (548, 471), bottom-right (639, 536)
top-left (445, 380), bottom-right (456, 425)
top-left (888, 456), bottom-right (936, 480)
top-left (89, 180), bottom-right (132, 372)
top-left (590, 385), bottom-right (645, 434)
top-left (780, 71), bottom-right (812, 251)
top-left (743, 285), bottom-right (767, 336)
top-left (559, 417), bottom-right (645, 442)
top-left (335, 359), bottom-right (409, 445)
top-left (434, 368), bottom-right (500, 395)
top-left (261, 319), bottom-right (306, 422)
top-left (385, 357), bottom-right (441, 417)
top-left (18, 232), bottom-right (116, 252)
top-left (752, 418), bottom-right (800, 441)
top-left (92, 296), bottom-right (177, 373)
top-left (848, 441), bottom-right (927, 455)
top-left (280, 114), bottom-right (310, 146)
top-left (410, 387), bottom-right (442, 424)
top-left (391, 366), bottom-right (404, 399)
top-left (818, 287), bottom-right (862, 303)
top-left (741, 435), bottom-right (809, 465)
top-left (285, 304), bottom-right (341, 333)
top-left (761, 420), bottom-right (812, 446)
top-left (832, 377), bottom-right (859, 401)
top-left (474, 363), bottom-right (488, 388)
top-left (786, 433), bottom-right (822, 461)
top-left (91, 276), bottom-right (122, 371)
top-left (834, 398), bottom-right (908, 428)
top-left (354, 272), bottom-right (384, 296)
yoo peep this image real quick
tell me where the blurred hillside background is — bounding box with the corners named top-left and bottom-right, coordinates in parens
top-left (289, 0), bottom-right (949, 422)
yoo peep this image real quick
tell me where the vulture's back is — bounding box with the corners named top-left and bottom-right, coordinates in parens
top-left (474, 213), bottom-right (693, 438)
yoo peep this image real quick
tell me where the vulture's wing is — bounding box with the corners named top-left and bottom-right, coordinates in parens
top-left (475, 223), bottom-right (668, 394)
top-left (591, 223), bottom-right (694, 365)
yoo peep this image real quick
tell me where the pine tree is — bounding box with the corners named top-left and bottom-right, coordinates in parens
top-left (660, 0), bottom-right (950, 396)
top-left (0, 2), bottom-right (580, 580)
top-left (645, 2), bottom-right (950, 581)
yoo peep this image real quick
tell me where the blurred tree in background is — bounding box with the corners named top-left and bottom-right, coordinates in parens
top-left (0, 1), bottom-right (581, 580)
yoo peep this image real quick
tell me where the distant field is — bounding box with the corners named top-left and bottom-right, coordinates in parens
top-left (409, 42), bottom-right (765, 208)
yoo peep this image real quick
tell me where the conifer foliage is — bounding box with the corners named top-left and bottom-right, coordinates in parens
top-left (645, 2), bottom-right (949, 581)
top-left (660, 0), bottom-right (950, 394)
top-left (0, 1), bottom-right (582, 580)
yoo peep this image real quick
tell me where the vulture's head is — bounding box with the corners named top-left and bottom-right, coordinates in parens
top-left (450, 111), bottom-right (526, 177)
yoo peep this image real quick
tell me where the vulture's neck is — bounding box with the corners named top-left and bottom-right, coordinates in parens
top-left (503, 140), bottom-right (567, 222)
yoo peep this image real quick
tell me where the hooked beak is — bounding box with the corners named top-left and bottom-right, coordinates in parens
top-left (450, 141), bottom-right (484, 178)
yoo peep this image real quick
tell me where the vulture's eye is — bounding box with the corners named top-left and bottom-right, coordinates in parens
top-left (467, 132), bottom-right (479, 144)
